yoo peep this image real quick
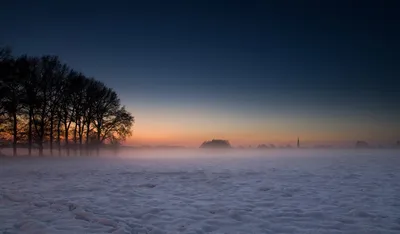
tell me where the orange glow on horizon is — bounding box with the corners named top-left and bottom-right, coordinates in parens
top-left (123, 106), bottom-right (399, 147)
top-left (125, 130), bottom-right (361, 148)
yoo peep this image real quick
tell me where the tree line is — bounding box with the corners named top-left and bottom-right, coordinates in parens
top-left (0, 46), bottom-right (134, 156)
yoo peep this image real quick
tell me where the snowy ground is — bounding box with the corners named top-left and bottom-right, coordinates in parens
top-left (1, 149), bottom-right (400, 234)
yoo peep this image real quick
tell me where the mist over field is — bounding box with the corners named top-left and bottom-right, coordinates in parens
top-left (1, 149), bottom-right (399, 233)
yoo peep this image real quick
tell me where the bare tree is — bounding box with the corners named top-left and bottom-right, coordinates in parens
top-left (92, 86), bottom-right (119, 144)
top-left (32, 56), bottom-right (60, 156)
top-left (61, 71), bottom-right (86, 155)
top-left (18, 56), bottom-right (40, 156)
top-left (99, 106), bottom-right (134, 144)
top-left (0, 47), bottom-right (12, 119)
top-left (1, 55), bottom-right (24, 156)
top-left (48, 63), bottom-right (68, 154)
top-left (0, 48), bottom-right (135, 156)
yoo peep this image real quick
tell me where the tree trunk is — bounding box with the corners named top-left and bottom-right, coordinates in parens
top-left (86, 120), bottom-right (90, 145)
top-left (97, 124), bottom-right (101, 142)
top-left (73, 123), bottom-right (77, 144)
top-left (28, 108), bottom-right (32, 156)
top-left (12, 112), bottom-right (17, 157)
top-left (96, 124), bottom-right (101, 156)
top-left (79, 133), bottom-right (83, 156)
top-left (49, 115), bottom-right (53, 155)
top-left (57, 117), bottom-right (61, 156)
top-left (73, 122), bottom-right (78, 155)
top-left (78, 122), bottom-right (84, 156)
top-left (38, 142), bottom-right (43, 156)
top-left (40, 119), bottom-right (45, 156)
top-left (86, 119), bottom-right (90, 156)
top-left (64, 122), bottom-right (69, 156)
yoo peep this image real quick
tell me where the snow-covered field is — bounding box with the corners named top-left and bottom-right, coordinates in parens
top-left (1, 150), bottom-right (399, 234)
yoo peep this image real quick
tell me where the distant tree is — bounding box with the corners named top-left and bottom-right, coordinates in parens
top-left (200, 139), bottom-right (231, 148)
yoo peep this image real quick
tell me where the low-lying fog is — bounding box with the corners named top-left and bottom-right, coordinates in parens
top-left (1, 149), bottom-right (399, 233)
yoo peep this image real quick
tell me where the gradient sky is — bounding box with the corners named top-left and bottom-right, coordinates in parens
top-left (1, 0), bottom-right (399, 147)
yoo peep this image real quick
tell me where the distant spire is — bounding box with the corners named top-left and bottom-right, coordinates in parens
top-left (297, 137), bottom-right (300, 148)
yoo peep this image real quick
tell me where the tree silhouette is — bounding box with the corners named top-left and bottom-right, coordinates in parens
top-left (0, 47), bottom-right (13, 147)
top-left (0, 54), bottom-right (25, 156)
top-left (200, 139), bottom-right (231, 148)
top-left (18, 56), bottom-right (39, 156)
top-left (0, 47), bottom-right (135, 156)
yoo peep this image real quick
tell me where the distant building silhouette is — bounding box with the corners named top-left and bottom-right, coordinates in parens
top-left (200, 139), bottom-right (231, 148)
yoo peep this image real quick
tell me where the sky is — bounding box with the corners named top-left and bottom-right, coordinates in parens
top-left (1, 0), bottom-right (399, 147)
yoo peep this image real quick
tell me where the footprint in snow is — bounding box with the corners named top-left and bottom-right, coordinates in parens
top-left (138, 184), bottom-right (157, 188)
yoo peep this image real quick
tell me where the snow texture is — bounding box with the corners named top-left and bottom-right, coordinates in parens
top-left (0, 150), bottom-right (399, 233)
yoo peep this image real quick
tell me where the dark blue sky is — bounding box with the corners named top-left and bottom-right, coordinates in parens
top-left (1, 0), bottom-right (399, 145)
